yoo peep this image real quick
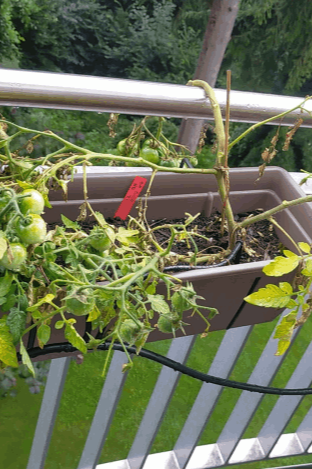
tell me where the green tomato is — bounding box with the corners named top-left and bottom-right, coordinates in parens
top-left (140, 147), bottom-right (160, 165)
top-left (142, 139), bottom-right (168, 157)
top-left (0, 243), bottom-right (27, 270)
top-left (89, 226), bottom-right (115, 251)
top-left (15, 214), bottom-right (47, 245)
top-left (159, 160), bottom-right (176, 168)
top-left (117, 138), bottom-right (139, 156)
top-left (65, 289), bottom-right (95, 316)
top-left (18, 189), bottom-right (45, 215)
top-left (119, 319), bottom-right (142, 344)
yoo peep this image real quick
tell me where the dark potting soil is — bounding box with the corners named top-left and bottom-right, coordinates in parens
top-left (48, 209), bottom-right (282, 266)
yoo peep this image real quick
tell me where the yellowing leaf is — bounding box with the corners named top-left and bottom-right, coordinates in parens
top-left (273, 311), bottom-right (297, 338)
top-left (27, 294), bottom-right (55, 312)
top-left (302, 259), bottom-right (312, 276)
top-left (20, 340), bottom-right (35, 376)
top-left (37, 324), bottom-right (51, 348)
top-left (0, 238), bottom-right (7, 260)
top-left (244, 283), bottom-right (292, 308)
top-left (298, 242), bottom-right (311, 254)
top-left (275, 338), bottom-right (291, 356)
top-left (64, 323), bottom-right (87, 354)
top-left (263, 251), bottom-right (299, 276)
top-left (87, 304), bottom-right (101, 322)
top-left (279, 282), bottom-right (293, 295)
top-left (0, 317), bottom-right (18, 367)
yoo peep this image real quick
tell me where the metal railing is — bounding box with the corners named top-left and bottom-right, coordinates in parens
top-left (1, 69), bottom-right (312, 469)
top-left (1, 68), bottom-right (312, 126)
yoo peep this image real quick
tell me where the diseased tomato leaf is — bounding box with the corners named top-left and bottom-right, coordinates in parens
top-left (244, 283), bottom-right (293, 308)
top-left (64, 323), bottom-right (87, 354)
top-left (263, 250), bottom-right (299, 276)
top-left (6, 308), bottom-right (27, 345)
top-left (19, 340), bottom-right (35, 377)
top-left (0, 316), bottom-right (18, 367)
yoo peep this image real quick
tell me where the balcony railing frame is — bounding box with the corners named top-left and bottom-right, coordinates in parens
top-left (1, 69), bottom-right (312, 469)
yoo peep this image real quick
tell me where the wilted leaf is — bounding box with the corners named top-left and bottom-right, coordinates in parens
top-left (244, 283), bottom-right (293, 308)
top-left (263, 251), bottom-right (299, 276)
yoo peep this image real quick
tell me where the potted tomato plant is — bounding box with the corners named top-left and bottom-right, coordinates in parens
top-left (0, 79), bottom-right (312, 378)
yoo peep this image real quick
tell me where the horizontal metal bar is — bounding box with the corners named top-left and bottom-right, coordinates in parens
top-left (95, 434), bottom-right (312, 469)
top-left (1, 68), bottom-right (312, 126)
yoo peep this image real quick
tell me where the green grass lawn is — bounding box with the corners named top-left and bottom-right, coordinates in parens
top-left (1, 316), bottom-right (312, 469)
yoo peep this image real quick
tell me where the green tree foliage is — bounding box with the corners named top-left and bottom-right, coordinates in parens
top-left (11, 0), bottom-right (208, 84)
top-left (219, 0), bottom-right (312, 95)
top-left (0, 0), bottom-right (40, 67)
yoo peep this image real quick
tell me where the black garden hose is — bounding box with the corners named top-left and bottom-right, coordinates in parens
top-left (17, 341), bottom-right (312, 396)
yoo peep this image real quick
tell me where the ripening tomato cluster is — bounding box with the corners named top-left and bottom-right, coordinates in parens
top-left (0, 188), bottom-right (47, 270)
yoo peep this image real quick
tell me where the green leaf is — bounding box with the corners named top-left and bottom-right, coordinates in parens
top-left (0, 316), bottom-right (18, 367)
top-left (37, 324), bottom-right (51, 347)
top-left (6, 308), bottom-right (27, 345)
top-left (147, 294), bottom-right (170, 314)
top-left (27, 294), bottom-right (55, 312)
top-left (171, 291), bottom-right (188, 313)
top-left (61, 214), bottom-right (80, 231)
top-left (263, 251), bottom-right (299, 276)
top-left (64, 323), bottom-right (87, 354)
top-left (0, 270), bottom-right (13, 297)
top-left (302, 259), bottom-right (312, 276)
top-left (2, 292), bottom-right (17, 312)
top-left (146, 281), bottom-right (157, 295)
top-left (31, 310), bottom-right (42, 319)
top-left (19, 340), bottom-right (35, 377)
top-left (55, 321), bottom-right (64, 329)
top-left (244, 283), bottom-right (293, 308)
top-left (299, 242), bottom-right (311, 254)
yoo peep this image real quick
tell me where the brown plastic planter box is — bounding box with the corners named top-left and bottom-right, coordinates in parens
top-left (4, 166), bottom-right (312, 361)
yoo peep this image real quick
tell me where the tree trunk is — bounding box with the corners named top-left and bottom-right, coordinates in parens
top-left (177, 0), bottom-right (241, 154)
